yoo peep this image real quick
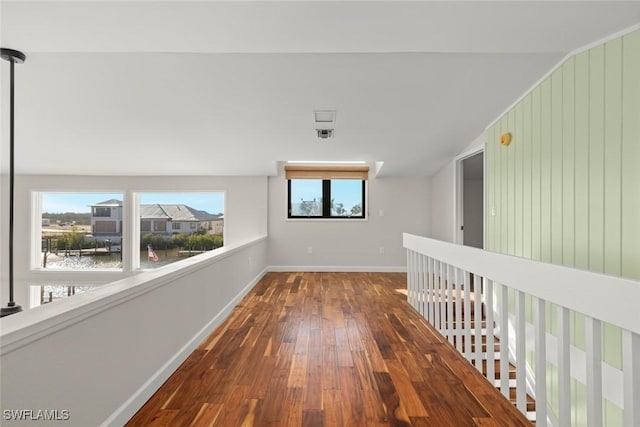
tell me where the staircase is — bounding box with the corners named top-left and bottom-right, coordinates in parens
top-left (406, 233), bottom-right (640, 427)
top-left (443, 283), bottom-right (537, 424)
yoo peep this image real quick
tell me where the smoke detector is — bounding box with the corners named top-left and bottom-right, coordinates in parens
top-left (316, 129), bottom-right (334, 139)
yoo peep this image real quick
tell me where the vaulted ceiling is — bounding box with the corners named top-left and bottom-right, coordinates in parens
top-left (2, 1), bottom-right (639, 176)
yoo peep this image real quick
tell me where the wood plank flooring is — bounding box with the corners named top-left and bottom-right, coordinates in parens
top-left (126, 272), bottom-right (532, 427)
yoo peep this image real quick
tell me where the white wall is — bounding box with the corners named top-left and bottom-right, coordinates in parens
top-left (268, 168), bottom-right (431, 270)
top-left (0, 237), bottom-right (268, 427)
top-left (430, 131), bottom-right (486, 243)
top-left (430, 160), bottom-right (455, 243)
top-left (1, 175), bottom-right (268, 309)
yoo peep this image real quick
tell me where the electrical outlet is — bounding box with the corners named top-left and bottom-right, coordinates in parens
top-left (379, 247), bottom-right (385, 254)
top-left (307, 246), bottom-right (313, 254)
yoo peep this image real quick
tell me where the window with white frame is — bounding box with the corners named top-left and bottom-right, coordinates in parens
top-left (39, 193), bottom-right (124, 270)
top-left (138, 192), bottom-right (224, 269)
top-left (29, 190), bottom-right (225, 307)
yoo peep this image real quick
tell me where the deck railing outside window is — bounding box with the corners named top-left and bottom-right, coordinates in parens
top-left (404, 233), bottom-right (640, 427)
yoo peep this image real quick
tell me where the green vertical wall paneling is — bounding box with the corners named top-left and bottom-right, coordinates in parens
top-left (485, 28), bottom-right (640, 420)
top-left (501, 115), bottom-right (509, 253)
top-left (602, 37), bottom-right (624, 371)
top-left (508, 109), bottom-right (516, 255)
top-left (551, 69), bottom-right (564, 265)
top-left (621, 30), bottom-right (640, 280)
top-left (589, 44), bottom-right (605, 274)
top-left (572, 379), bottom-right (588, 427)
top-left (605, 398), bottom-right (624, 427)
top-left (531, 86), bottom-right (542, 261)
top-left (603, 37), bottom-right (623, 277)
top-left (486, 126), bottom-right (493, 251)
top-left (494, 120), bottom-right (500, 251)
top-left (562, 57), bottom-right (576, 268)
top-left (523, 93), bottom-right (533, 259)
top-left (540, 78), bottom-right (552, 263)
top-left (491, 122), bottom-right (497, 251)
top-left (574, 50), bottom-right (590, 271)
top-left (573, 311), bottom-right (586, 353)
top-left (603, 322), bottom-right (622, 369)
top-left (547, 361), bottom-right (559, 419)
top-left (515, 101), bottom-right (524, 257)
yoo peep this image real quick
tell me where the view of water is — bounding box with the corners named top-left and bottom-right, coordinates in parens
top-left (43, 249), bottom-right (205, 270)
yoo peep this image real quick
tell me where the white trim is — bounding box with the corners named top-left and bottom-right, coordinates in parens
top-left (101, 266), bottom-right (268, 427)
top-left (267, 265), bottom-right (406, 273)
top-left (486, 23), bottom-right (640, 130)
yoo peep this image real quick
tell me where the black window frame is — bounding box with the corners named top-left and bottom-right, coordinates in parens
top-left (287, 179), bottom-right (366, 219)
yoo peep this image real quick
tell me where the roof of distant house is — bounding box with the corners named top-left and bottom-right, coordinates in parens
top-left (91, 200), bottom-right (220, 221)
top-left (94, 199), bottom-right (123, 207)
top-left (140, 204), bottom-right (221, 222)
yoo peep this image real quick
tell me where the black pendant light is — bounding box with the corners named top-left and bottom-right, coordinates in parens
top-left (1, 48), bottom-right (26, 318)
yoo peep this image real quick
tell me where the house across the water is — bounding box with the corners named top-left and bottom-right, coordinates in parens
top-left (90, 200), bottom-right (223, 243)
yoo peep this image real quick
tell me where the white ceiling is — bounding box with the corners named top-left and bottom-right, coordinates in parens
top-left (1, 1), bottom-right (639, 177)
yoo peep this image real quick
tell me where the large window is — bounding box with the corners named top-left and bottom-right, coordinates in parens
top-left (285, 165), bottom-right (367, 219)
top-left (30, 189), bottom-right (225, 308)
top-left (40, 193), bottom-right (123, 270)
top-left (138, 192), bottom-right (224, 269)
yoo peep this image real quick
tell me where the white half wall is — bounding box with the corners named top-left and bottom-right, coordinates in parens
top-left (268, 168), bottom-right (431, 270)
top-left (0, 237), bottom-right (268, 427)
top-left (1, 175), bottom-right (268, 309)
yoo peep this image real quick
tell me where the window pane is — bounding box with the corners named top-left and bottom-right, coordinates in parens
top-left (331, 180), bottom-right (363, 217)
top-left (41, 193), bottom-right (123, 269)
top-left (138, 192), bottom-right (224, 269)
top-left (290, 180), bottom-right (323, 216)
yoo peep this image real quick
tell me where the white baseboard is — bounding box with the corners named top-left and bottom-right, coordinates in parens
top-left (267, 265), bottom-right (406, 273)
top-left (102, 267), bottom-right (268, 427)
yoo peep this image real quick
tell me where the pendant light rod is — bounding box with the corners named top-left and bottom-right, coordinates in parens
top-left (1, 48), bottom-right (26, 318)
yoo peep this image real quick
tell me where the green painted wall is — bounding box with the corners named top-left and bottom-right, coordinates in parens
top-left (486, 29), bottom-right (640, 425)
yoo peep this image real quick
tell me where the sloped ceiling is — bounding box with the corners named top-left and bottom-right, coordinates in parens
top-left (1, 1), bottom-right (639, 177)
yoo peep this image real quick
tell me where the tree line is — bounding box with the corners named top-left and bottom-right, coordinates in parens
top-left (42, 212), bottom-right (91, 225)
top-left (141, 229), bottom-right (223, 251)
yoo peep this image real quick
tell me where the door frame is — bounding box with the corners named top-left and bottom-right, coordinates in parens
top-left (453, 144), bottom-right (485, 246)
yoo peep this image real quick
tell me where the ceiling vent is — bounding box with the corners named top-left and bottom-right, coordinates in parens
top-left (314, 110), bottom-right (336, 124)
top-left (316, 129), bottom-right (334, 139)
top-left (313, 110), bottom-right (335, 140)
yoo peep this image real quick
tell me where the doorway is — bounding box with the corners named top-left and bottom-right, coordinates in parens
top-left (455, 150), bottom-right (484, 248)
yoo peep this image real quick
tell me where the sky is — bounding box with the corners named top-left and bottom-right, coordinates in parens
top-left (290, 179), bottom-right (362, 210)
top-left (42, 192), bottom-right (224, 214)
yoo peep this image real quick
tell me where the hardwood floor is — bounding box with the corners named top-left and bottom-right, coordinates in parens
top-left (126, 272), bottom-right (532, 426)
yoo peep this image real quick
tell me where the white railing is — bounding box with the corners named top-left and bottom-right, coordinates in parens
top-left (404, 233), bottom-right (640, 427)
